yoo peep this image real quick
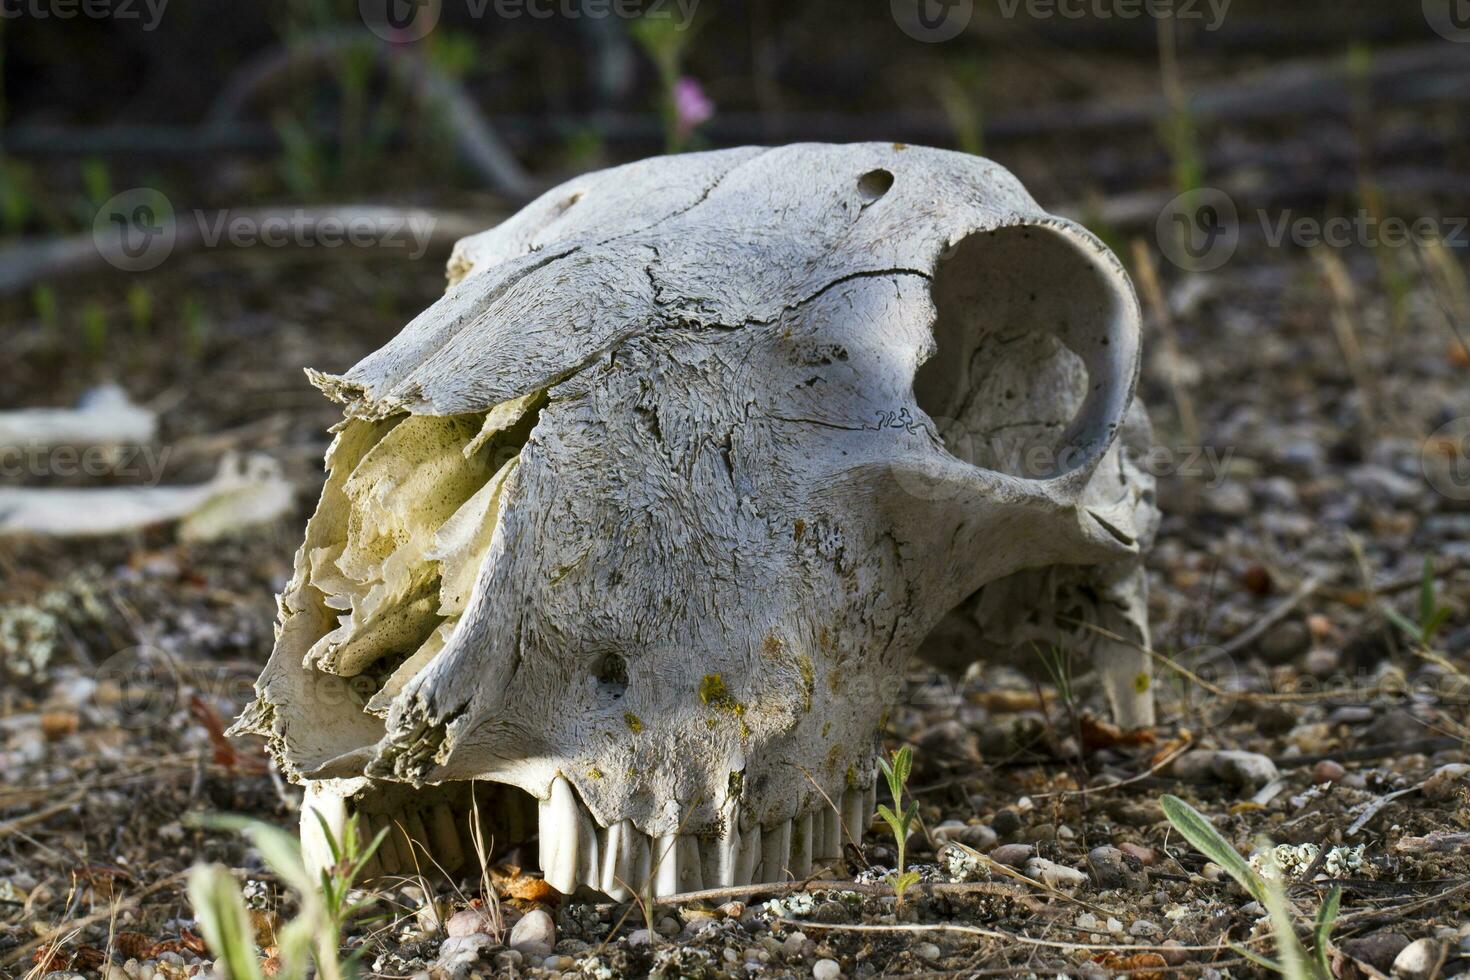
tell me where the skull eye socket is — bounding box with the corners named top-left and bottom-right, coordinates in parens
top-left (913, 223), bottom-right (1134, 481)
top-left (593, 652), bottom-right (629, 697)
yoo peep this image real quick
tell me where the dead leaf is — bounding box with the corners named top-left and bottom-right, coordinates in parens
top-left (1081, 714), bottom-right (1157, 751)
top-left (189, 693), bottom-right (269, 774)
top-left (1092, 951), bottom-right (1167, 979)
top-left (489, 864), bottom-right (561, 904)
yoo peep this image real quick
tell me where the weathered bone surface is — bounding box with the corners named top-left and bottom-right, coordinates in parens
top-left (234, 143), bottom-right (1159, 898)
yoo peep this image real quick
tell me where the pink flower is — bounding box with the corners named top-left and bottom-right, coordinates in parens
top-left (673, 76), bottom-right (714, 140)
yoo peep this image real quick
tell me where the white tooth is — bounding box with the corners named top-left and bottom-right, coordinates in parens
top-left (842, 789), bottom-right (868, 850)
top-left (677, 836), bottom-right (705, 893)
top-left (815, 808), bottom-right (841, 862)
top-left (575, 805), bottom-right (602, 896)
top-left (600, 820), bottom-right (650, 901)
top-left (653, 832), bottom-right (680, 896)
top-left (703, 800), bottom-right (741, 888)
top-left (789, 811), bottom-right (813, 878)
top-left (300, 784), bottom-right (348, 879)
top-left (653, 833), bottom-right (704, 897)
top-left (734, 823), bottom-right (761, 886)
top-left (427, 803), bottom-right (466, 874)
top-left (702, 829), bottom-right (740, 888)
top-left (539, 777), bottom-right (582, 893)
top-left (760, 819), bottom-right (792, 881)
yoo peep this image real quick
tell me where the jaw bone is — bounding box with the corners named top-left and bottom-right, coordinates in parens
top-left (301, 775), bottom-right (875, 898)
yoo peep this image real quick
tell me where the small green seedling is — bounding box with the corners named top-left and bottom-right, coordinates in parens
top-left (876, 746), bottom-right (921, 905)
top-left (1161, 795), bottom-right (1340, 980)
top-left (188, 812), bottom-right (386, 980)
top-left (1381, 558), bottom-right (1452, 652)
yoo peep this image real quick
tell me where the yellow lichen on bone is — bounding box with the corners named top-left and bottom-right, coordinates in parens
top-left (429, 456), bottom-right (518, 617)
top-left (306, 415), bottom-right (497, 676)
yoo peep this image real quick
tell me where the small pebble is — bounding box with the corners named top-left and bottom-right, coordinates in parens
top-left (932, 820), bottom-right (997, 850)
top-left (445, 908), bottom-right (497, 939)
top-left (1341, 932), bottom-right (1409, 972)
top-left (813, 958), bottom-right (842, 979)
top-left (1128, 919), bottom-right (1162, 939)
top-left (1119, 842), bottom-right (1156, 866)
top-left (783, 931), bottom-right (809, 957)
top-left (1160, 939), bottom-right (1188, 966)
top-left (915, 942), bottom-right (941, 961)
top-left (1392, 938), bottom-right (1443, 980)
top-left (1259, 620), bottom-right (1309, 663)
top-left (1023, 857), bottom-right (1088, 890)
top-left (508, 908), bottom-right (555, 958)
top-left (1311, 759), bottom-right (1346, 783)
top-left (989, 843), bottom-right (1033, 867)
top-left (1209, 750), bottom-right (1280, 789)
top-left (657, 915), bottom-right (681, 936)
top-left (992, 808), bottom-right (1023, 837)
top-left (1087, 845), bottom-right (1137, 890)
top-left (1422, 763), bottom-right (1470, 801)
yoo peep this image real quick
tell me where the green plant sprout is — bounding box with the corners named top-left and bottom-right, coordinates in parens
top-left (126, 284), bottom-right (153, 336)
top-left (80, 302), bottom-right (107, 358)
top-left (876, 746), bottom-right (921, 905)
top-left (1381, 558), bottom-right (1452, 652)
top-left (1161, 795), bottom-right (1340, 979)
top-left (188, 812), bottom-right (386, 980)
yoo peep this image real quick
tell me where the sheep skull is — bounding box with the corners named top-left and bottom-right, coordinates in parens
top-left (235, 143), bottom-right (1158, 898)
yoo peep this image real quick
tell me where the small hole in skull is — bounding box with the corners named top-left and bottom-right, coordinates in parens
top-left (594, 652), bottom-right (629, 696)
top-left (857, 168), bottom-right (894, 203)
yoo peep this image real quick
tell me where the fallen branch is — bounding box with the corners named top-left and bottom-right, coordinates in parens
top-left (0, 205), bottom-right (491, 298)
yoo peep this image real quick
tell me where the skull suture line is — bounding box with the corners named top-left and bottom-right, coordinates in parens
top-left (233, 143), bottom-right (1159, 898)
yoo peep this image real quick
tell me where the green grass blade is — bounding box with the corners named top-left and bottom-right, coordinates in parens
top-left (1160, 795), bottom-right (1265, 902)
top-left (1313, 886), bottom-right (1342, 977)
top-left (188, 865), bottom-right (265, 980)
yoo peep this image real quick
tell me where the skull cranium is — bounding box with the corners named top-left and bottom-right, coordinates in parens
top-left (234, 143), bottom-right (1159, 898)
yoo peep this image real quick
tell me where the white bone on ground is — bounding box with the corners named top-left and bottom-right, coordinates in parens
top-left (0, 384), bottom-right (156, 450)
top-left (0, 452), bottom-right (291, 540)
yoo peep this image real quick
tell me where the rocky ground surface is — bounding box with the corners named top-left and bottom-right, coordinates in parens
top-left (3, 153), bottom-right (1470, 980)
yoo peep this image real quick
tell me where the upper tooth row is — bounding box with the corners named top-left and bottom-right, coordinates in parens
top-left (538, 776), bottom-right (877, 900)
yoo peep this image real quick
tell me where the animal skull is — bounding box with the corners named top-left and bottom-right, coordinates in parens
top-left (234, 143), bottom-right (1159, 899)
